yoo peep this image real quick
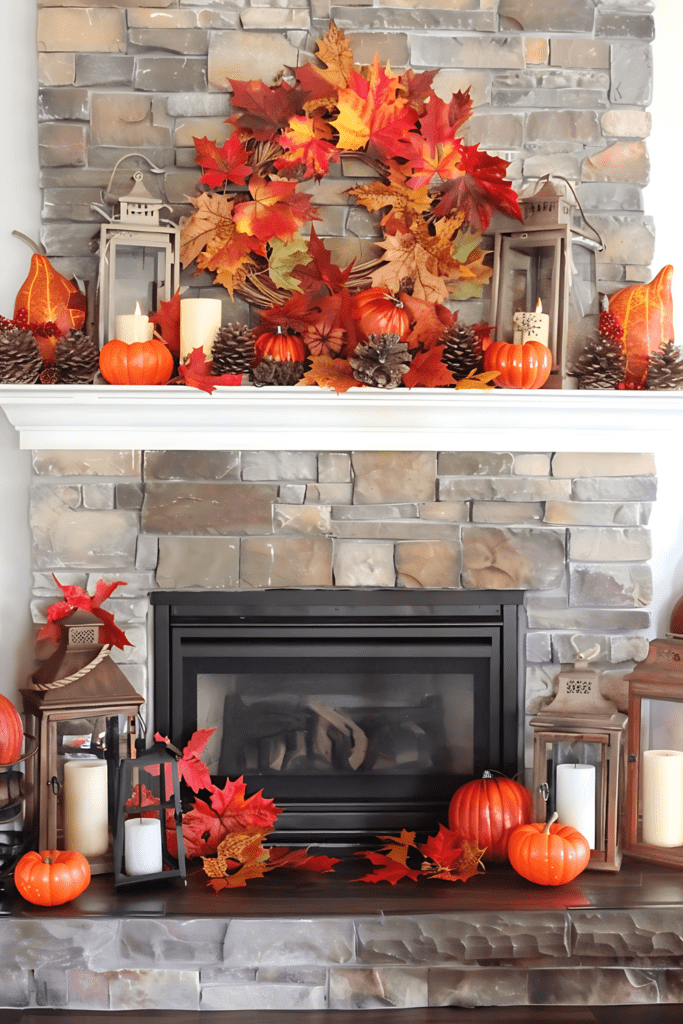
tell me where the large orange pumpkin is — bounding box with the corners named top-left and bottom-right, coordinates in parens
top-left (507, 812), bottom-right (590, 886)
top-left (14, 254), bottom-right (87, 365)
top-left (609, 265), bottom-right (675, 387)
top-left (483, 339), bottom-right (552, 389)
top-left (0, 695), bottom-right (23, 765)
top-left (14, 849), bottom-right (91, 906)
top-left (448, 771), bottom-right (534, 862)
top-left (351, 288), bottom-right (410, 345)
top-left (99, 337), bottom-right (174, 385)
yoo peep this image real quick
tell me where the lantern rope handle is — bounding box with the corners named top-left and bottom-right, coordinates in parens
top-left (32, 645), bottom-right (112, 691)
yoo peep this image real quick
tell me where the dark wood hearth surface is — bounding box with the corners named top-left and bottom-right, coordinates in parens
top-left (2, 855), bottom-right (683, 919)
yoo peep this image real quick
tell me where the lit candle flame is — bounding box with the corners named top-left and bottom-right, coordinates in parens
top-left (535, 298), bottom-right (543, 313)
top-left (134, 301), bottom-right (143, 316)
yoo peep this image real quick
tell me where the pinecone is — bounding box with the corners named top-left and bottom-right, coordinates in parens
top-left (348, 333), bottom-right (412, 389)
top-left (0, 327), bottom-right (42, 383)
top-left (571, 336), bottom-right (626, 389)
top-left (645, 341), bottom-right (683, 390)
top-left (53, 330), bottom-right (100, 384)
top-left (212, 322), bottom-right (255, 376)
top-left (251, 358), bottom-right (305, 386)
top-left (441, 323), bottom-right (483, 378)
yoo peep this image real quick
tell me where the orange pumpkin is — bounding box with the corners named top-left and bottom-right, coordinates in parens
top-left (99, 337), bottom-right (174, 385)
top-left (448, 771), bottom-right (534, 862)
top-left (14, 849), bottom-right (91, 906)
top-left (14, 254), bottom-right (87, 364)
top-left (483, 339), bottom-right (552, 389)
top-left (0, 694), bottom-right (24, 765)
top-left (253, 331), bottom-right (306, 364)
top-left (507, 812), bottom-right (590, 886)
top-left (351, 288), bottom-right (410, 344)
top-left (609, 265), bottom-right (675, 387)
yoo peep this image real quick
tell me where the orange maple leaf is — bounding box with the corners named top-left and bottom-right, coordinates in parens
top-left (402, 346), bottom-right (456, 389)
top-left (274, 115), bottom-right (342, 180)
top-left (297, 354), bottom-right (360, 393)
top-left (355, 851), bottom-right (421, 885)
top-left (233, 175), bottom-right (321, 243)
top-left (371, 225), bottom-right (449, 303)
top-left (180, 192), bottom-right (237, 269)
top-left (400, 291), bottom-right (456, 350)
top-left (193, 133), bottom-right (251, 189)
top-left (315, 20), bottom-right (355, 89)
top-left (331, 55), bottom-right (417, 157)
top-left (455, 369), bottom-right (500, 390)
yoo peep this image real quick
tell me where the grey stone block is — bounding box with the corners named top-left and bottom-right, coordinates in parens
top-left (222, 917), bottom-right (355, 966)
top-left (525, 605), bottom-right (650, 631)
top-left (462, 527), bottom-right (566, 590)
top-left (596, 11), bottom-right (654, 39)
top-left (569, 563), bottom-right (653, 608)
top-left (550, 39), bottom-right (610, 68)
top-left (38, 122), bottom-right (87, 167)
top-left (241, 8), bottom-right (311, 29)
top-left (74, 53), bottom-right (134, 87)
top-left (242, 451), bottom-right (318, 481)
top-left (526, 110), bottom-right (601, 144)
top-left (201, 980), bottom-right (326, 1010)
top-left (333, 540), bottom-right (396, 586)
top-left (345, 31), bottom-right (410, 66)
top-left (352, 452), bottom-right (436, 504)
top-left (332, 503), bottom-right (418, 521)
top-left (441, 477), bottom-right (571, 502)
top-left (499, 0), bottom-right (596, 32)
top-left (610, 42), bottom-right (652, 105)
top-left (109, 969), bottom-right (200, 1011)
top-left (166, 93), bottom-right (232, 117)
top-left (39, 87), bottom-right (89, 121)
top-left (117, 483), bottom-right (144, 510)
top-left (274, 504), bottom-right (332, 534)
top-left (526, 632), bottom-right (553, 663)
top-left (141, 482), bottom-right (277, 535)
top-left (82, 483), bottom-right (115, 510)
top-left (569, 526), bottom-right (651, 562)
top-left (135, 534), bottom-right (159, 572)
top-left (329, 966), bottom-right (428, 1009)
top-left (318, 452), bottom-right (351, 483)
top-left (129, 28), bottom-right (209, 54)
top-left (528, 966), bottom-right (660, 1005)
top-left (144, 451), bottom-right (241, 481)
top-left (472, 502), bottom-right (543, 524)
top-left (333, 7), bottom-right (493, 31)
top-left (550, 632), bottom-right (611, 664)
top-left (418, 501), bottom-right (469, 522)
top-left (279, 483), bottom-right (307, 504)
top-left (576, 182), bottom-right (645, 211)
top-left (552, 452), bottom-right (656, 478)
top-left (0, 920), bottom-right (119, 973)
top-left (156, 536), bottom-right (239, 588)
top-left (526, 663), bottom-right (559, 713)
top-left (240, 537), bottom-right (333, 587)
top-left (409, 34), bottom-right (525, 69)
top-left (571, 476), bottom-right (657, 501)
top-left (34, 967), bottom-right (69, 1007)
top-left (438, 452), bottom-right (513, 476)
top-left (429, 967), bottom-right (530, 1007)
top-left (118, 919), bottom-right (227, 968)
top-left (331, 520), bottom-right (460, 540)
top-left (459, 112), bottom-right (524, 148)
top-left (0, 969), bottom-right (31, 1008)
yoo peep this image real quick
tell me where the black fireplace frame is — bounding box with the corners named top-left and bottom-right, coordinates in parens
top-left (151, 589), bottom-right (523, 846)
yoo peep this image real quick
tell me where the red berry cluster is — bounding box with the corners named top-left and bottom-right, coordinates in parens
top-left (2, 308), bottom-right (57, 338)
top-left (617, 381), bottom-right (644, 390)
top-left (598, 309), bottom-right (624, 343)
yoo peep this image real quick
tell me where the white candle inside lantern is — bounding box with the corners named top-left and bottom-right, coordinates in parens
top-left (180, 298), bottom-right (222, 361)
top-left (124, 817), bottom-right (163, 876)
top-left (64, 759), bottom-right (109, 858)
top-left (555, 763), bottom-right (596, 848)
top-left (642, 749), bottom-right (683, 847)
top-left (513, 298), bottom-right (550, 346)
top-left (115, 301), bottom-right (154, 345)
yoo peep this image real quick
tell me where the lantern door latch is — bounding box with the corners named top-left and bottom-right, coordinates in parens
top-left (49, 776), bottom-right (60, 794)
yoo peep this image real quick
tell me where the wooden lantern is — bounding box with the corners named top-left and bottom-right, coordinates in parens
top-left (21, 609), bottom-right (143, 875)
top-left (530, 645), bottom-right (627, 872)
top-left (625, 637), bottom-right (683, 867)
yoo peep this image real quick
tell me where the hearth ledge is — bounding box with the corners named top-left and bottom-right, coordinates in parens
top-left (0, 385), bottom-right (680, 452)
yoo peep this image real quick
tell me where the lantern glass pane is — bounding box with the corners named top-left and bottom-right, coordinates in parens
top-left (110, 242), bottom-right (170, 325)
top-left (543, 739), bottom-right (605, 850)
top-left (498, 236), bottom-right (563, 348)
top-left (636, 698), bottom-right (683, 848)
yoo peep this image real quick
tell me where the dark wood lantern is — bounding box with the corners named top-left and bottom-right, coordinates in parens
top-left (530, 649), bottom-right (627, 872)
top-left (113, 739), bottom-right (186, 888)
top-left (625, 637), bottom-right (683, 867)
top-left (21, 609), bottom-right (143, 875)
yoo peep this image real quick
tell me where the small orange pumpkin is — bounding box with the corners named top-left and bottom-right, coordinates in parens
top-left (448, 771), bottom-right (534, 862)
top-left (609, 265), bottom-right (675, 387)
top-left (483, 339), bottom-right (552, 389)
top-left (253, 331), bottom-right (306, 364)
top-left (14, 253), bottom-right (87, 365)
top-left (507, 812), bottom-right (590, 886)
top-left (0, 694), bottom-right (24, 765)
top-left (351, 288), bottom-right (410, 344)
top-left (99, 337), bottom-right (174, 385)
top-left (14, 849), bottom-right (91, 906)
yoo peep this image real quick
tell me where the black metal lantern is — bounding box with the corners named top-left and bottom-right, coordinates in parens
top-left (489, 176), bottom-right (603, 388)
top-left (113, 739), bottom-right (186, 888)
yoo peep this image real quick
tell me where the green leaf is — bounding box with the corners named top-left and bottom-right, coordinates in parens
top-left (268, 236), bottom-right (312, 292)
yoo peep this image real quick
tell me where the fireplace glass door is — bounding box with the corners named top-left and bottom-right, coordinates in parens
top-left (152, 590), bottom-right (521, 845)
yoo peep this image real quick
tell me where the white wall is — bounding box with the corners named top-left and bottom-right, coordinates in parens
top-left (0, 5), bottom-right (681, 704)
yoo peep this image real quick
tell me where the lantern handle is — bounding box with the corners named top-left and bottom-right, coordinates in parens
top-left (31, 644), bottom-right (112, 691)
top-left (101, 152), bottom-right (165, 207)
top-left (529, 174), bottom-right (605, 252)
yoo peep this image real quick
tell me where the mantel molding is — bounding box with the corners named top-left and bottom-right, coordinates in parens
top-left (0, 385), bottom-right (680, 452)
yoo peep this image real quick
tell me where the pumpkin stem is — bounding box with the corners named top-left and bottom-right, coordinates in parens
top-left (12, 231), bottom-right (46, 256)
top-left (544, 811), bottom-right (559, 835)
top-left (43, 856), bottom-right (53, 865)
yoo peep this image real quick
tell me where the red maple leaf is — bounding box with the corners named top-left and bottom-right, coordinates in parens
top-left (398, 68), bottom-right (439, 111)
top-left (267, 847), bottom-right (341, 873)
top-left (295, 61), bottom-right (340, 104)
top-left (355, 850), bottom-right (420, 885)
top-left (148, 288), bottom-right (181, 355)
top-left (178, 347), bottom-right (242, 394)
top-left (259, 292), bottom-right (321, 334)
top-left (37, 576), bottom-right (130, 649)
top-left (402, 345), bottom-right (456, 388)
top-left (227, 79), bottom-right (308, 142)
top-left (146, 729), bottom-right (216, 798)
top-left (274, 115), bottom-right (342, 181)
top-left (393, 92), bottom-right (473, 189)
top-left (418, 825), bottom-right (486, 882)
top-left (193, 134), bottom-right (252, 189)
top-left (294, 227), bottom-right (354, 296)
top-left (431, 144), bottom-right (522, 231)
top-left (400, 291), bottom-right (456, 350)
top-left (233, 175), bottom-right (320, 244)
top-left (178, 776), bottom-right (282, 860)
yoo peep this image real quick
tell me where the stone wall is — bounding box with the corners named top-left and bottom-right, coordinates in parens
top-left (29, 447), bottom-right (655, 771)
top-left (37, 0), bottom-right (656, 327)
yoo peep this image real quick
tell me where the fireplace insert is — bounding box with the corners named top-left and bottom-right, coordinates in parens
top-left (151, 589), bottom-right (523, 846)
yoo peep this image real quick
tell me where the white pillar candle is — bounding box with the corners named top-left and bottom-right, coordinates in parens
top-left (124, 817), bottom-right (163, 876)
top-left (180, 298), bottom-right (222, 362)
top-left (642, 749), bottom-right (683, 847)
top-left (513, 299), bottom-right (550, 346)
top-left (555, 763), bottom-right (596, 848)
top-left (115, 302), bottom-right (154, 345)
top-left (64, 759), bottom-right (109, 858)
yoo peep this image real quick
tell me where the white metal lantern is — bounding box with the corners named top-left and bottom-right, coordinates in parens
top-left (96, 162), bottom-right (180, 348)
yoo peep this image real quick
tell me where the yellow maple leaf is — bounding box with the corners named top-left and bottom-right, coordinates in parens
top-left (348, 181), bottom-right (432, 226)
top-left (315, 21), bottom-right (355, 89)
top-left (332, 55), bottom-right (408, 153)
top-left (267, 236), bottom-right (311, 292)
top-left (455, 370), bottom-right (500, 390)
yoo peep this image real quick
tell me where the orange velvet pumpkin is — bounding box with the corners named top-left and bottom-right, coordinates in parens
top-left (0, 694), bottom-right (24, 766)
top-left (448, 771), bottom-right (534, 862)
top-left (507, 812), bottom-right (590, 886)
top-left (609, 265), bottom-right (675, 387)
top-left (14, 849), bottom-right (91, 906)
top-left (351, 288), bottom-right (410, 344)
top-left (99, 337), bottom-right (174, 385)
top-left (254, 331), bottom-right (306, 364)
top-left (483, 339), bottom-right (552, 389)
top-left (14, 254), bottom-right (87, 364)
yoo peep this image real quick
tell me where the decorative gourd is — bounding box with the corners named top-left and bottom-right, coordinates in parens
top-left (99, 337), bottom-right (174, 386)
top-left (351, 288), bottom-right (410, 343)
top-left (448, 770), bottom-right (534, 862)
top-left (253, 331), bottom-right (306, 364)
top-left (507, 811), bottom-right (590, 886)
top-left (483, 339), bottom-right (552, 389)
top-left (14, 253), bottom-right (87, 365)
top-left (608, 265), bottom-right (675, 387)
top-left (0, 695), bottom-right (23, 765)
top-left (14, 849), bottom-right (91, 906)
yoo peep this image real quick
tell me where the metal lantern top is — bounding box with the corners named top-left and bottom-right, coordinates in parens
top-left (519, 178), bottom-right (578, 229)
top-left (116, 171), bottom-right (171, 227)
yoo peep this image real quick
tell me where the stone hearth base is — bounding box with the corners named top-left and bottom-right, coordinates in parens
top-left (3, 860), bottom-right (683, 1013)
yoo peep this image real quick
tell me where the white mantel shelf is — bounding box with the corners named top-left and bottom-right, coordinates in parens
top-left (0, 384), bottom-right (681, 452)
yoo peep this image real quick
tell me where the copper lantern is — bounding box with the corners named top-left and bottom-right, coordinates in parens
top-left (489, 176), bottom-right (602, 389)
top-left (530, 645), bottom-right (627, 871)
top-left (625, 636), bottom-right (683, 867)
top-left (21, 609), bottom-right (144, 875)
